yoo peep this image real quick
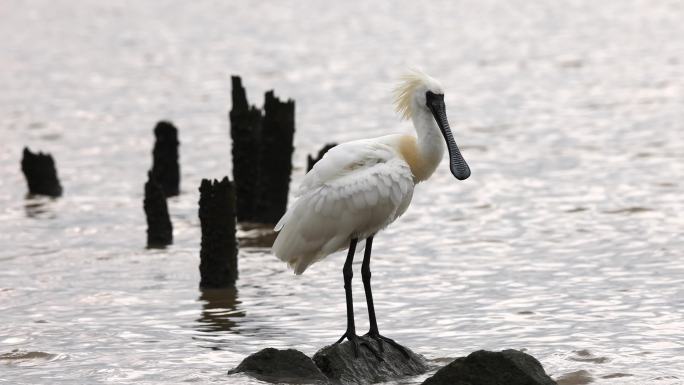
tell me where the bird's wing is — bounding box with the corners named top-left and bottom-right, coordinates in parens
top-left (296, 138), bottom-right (399, 197)
top-left (275, 138), bottom-right (414, 232)
top-left (308, 155), bottom-right (414, 218)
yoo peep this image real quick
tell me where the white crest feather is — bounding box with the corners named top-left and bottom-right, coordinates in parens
top-left (393, 69), bottom-right (436, 121)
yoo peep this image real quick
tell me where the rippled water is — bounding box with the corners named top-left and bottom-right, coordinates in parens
top-left (2, 1), bottom-right (684, 384)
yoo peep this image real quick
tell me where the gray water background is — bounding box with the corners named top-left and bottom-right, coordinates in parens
top-left (1, 0), bottom-right (683, 384)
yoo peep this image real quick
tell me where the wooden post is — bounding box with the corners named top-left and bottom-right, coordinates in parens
top-left (254, 91), bottom-right (295, 224)
top-left (229, 76), bottom-right (262, 222)
top-left (198, 177), bottom-right (238, 288)
top-left (307, 143), bottom-right (337, 172)
top-left (151, 121), bottom-right (180, 197)
top-left (20, 147), bottom-right (63, 197)
top-left (144, 172), bottom-right (173, 248)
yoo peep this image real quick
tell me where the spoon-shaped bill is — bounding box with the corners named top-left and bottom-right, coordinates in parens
top-left (426, 94), bottom-right (471, 180)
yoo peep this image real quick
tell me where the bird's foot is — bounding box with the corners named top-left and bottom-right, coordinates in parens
top-left (364, 331), bottom-right (410, 358)
top-left (334, 331), bottom-right (383, 360)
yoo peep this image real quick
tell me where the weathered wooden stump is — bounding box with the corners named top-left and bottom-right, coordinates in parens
top-left (254, 90), bottom-right (295, 224)
top-left (143, 172), bottom-right (173, 248)
top-left (229, 76), bottom-right (295, 224)
top-left (20, 147), bottom-right (63, 197)
top-left (229, 76), bottom-right (262, 222)
top-left (307, 143), bottom-right (337, 172)
top-left (198, 177), bottom-right (238, 288)
top-left (151, 121), bottom-right (180, 197)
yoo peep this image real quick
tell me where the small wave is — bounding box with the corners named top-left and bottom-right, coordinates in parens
top-left (568, 349), bottom-right (609, 364)
top-left (602, 207), bottom-right (653, 214)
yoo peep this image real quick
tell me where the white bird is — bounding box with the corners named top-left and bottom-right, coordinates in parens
top-left (272, 70), bottom-right (470, 357)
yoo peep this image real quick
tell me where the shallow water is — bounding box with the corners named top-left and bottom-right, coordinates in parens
top-left (1, 1), bottom-right (683, 384)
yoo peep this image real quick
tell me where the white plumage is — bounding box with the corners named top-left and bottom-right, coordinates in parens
top-left (274, 135), bottom-right (415, 274)
top-left (273, 70), bottom-right (469, 274)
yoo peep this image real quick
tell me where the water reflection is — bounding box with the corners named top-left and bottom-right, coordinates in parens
top-left (237, 223), bottom-right (277, 248)
top-left (24, 196), bottom-right (56, 219)
top-left (195, 287), bottom-right (245, 334)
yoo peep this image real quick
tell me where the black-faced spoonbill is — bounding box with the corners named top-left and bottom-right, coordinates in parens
top-left (273, 70), bottom-right (470, 357)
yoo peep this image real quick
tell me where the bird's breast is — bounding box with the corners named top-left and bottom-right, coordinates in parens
top-left (398, 135), bottom-right (439, 182)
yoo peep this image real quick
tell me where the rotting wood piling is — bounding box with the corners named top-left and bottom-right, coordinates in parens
top-left (198, 177), bottom-right (238, 288)
top-left (229, 76), bottom-right (295, 225)
top-left (21, 147), bottom-right (63, 197)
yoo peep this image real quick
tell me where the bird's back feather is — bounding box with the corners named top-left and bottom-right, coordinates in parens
top-left (273, 136), bottom-right (415, 274)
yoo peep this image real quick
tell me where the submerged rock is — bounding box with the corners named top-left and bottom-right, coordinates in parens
top-left (228, 348), bottom-right (329, 384)
top-left (313, 337), bottom-right (428, 384)
top-left (556, 370), bottom-right (593, 385)
top-left (421, 349), bottom-right (557, 385)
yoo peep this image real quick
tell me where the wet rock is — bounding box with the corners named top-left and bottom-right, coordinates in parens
top-left (151, 121), bottom-right (180, 197)
top-left (228, 348), bottom-right (329, 384)
top-left (20, 147), bottom-right (62, 197)
top-left (313, 337), bottom-right (428, 384)
top-left (198, 177), bottom-right (238, 288)
top-left (143, 172), bottom-right (172, 248)
top-left (421, 349), bottom-right (557, 385)
top-left (307, 143), bottom-right (337, 172)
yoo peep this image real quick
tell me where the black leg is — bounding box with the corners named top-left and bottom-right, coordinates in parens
top-left (334, 238), bottom-right (381, 360)
top-left (342, 238), bottom-right (357, 336)
top-left (362, 235), bottom-right (379, 334)
top-left (361, 235), bottom-right (410, 358)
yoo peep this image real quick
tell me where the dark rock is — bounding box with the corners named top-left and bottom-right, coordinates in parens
top-left (253, 90), bottom-right (295, 224)
top-left (228, 348), bottom-right (329, 384)
top-left (307, 143), bottom-right (337, 172)
top-left (229, 76), bottom-right (263, 222)
top-left (421, 349), bottom-right (557, 385)
top-left (143, 172), bottom-right (172, 248)
top-left (313, 337), bottom-right (428, 384)
top-left (151, 121), bottom-right (180, 197)
top-left (198, 177), bottom-right (238, 288)
top-left (20, 147), bottom-right (62, 197)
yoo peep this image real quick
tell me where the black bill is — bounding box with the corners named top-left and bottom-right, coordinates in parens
top-left (426, 91), bottom-right (471, 180)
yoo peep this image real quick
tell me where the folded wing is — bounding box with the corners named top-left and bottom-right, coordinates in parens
top-left (273, 138), bottom-right (414, 274)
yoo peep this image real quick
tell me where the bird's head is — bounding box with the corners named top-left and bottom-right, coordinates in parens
top-left (394, 70), bottom-right (471, 181)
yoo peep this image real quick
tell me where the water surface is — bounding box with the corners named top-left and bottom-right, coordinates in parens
top-left (1, 1), bottom-right (683, 384)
